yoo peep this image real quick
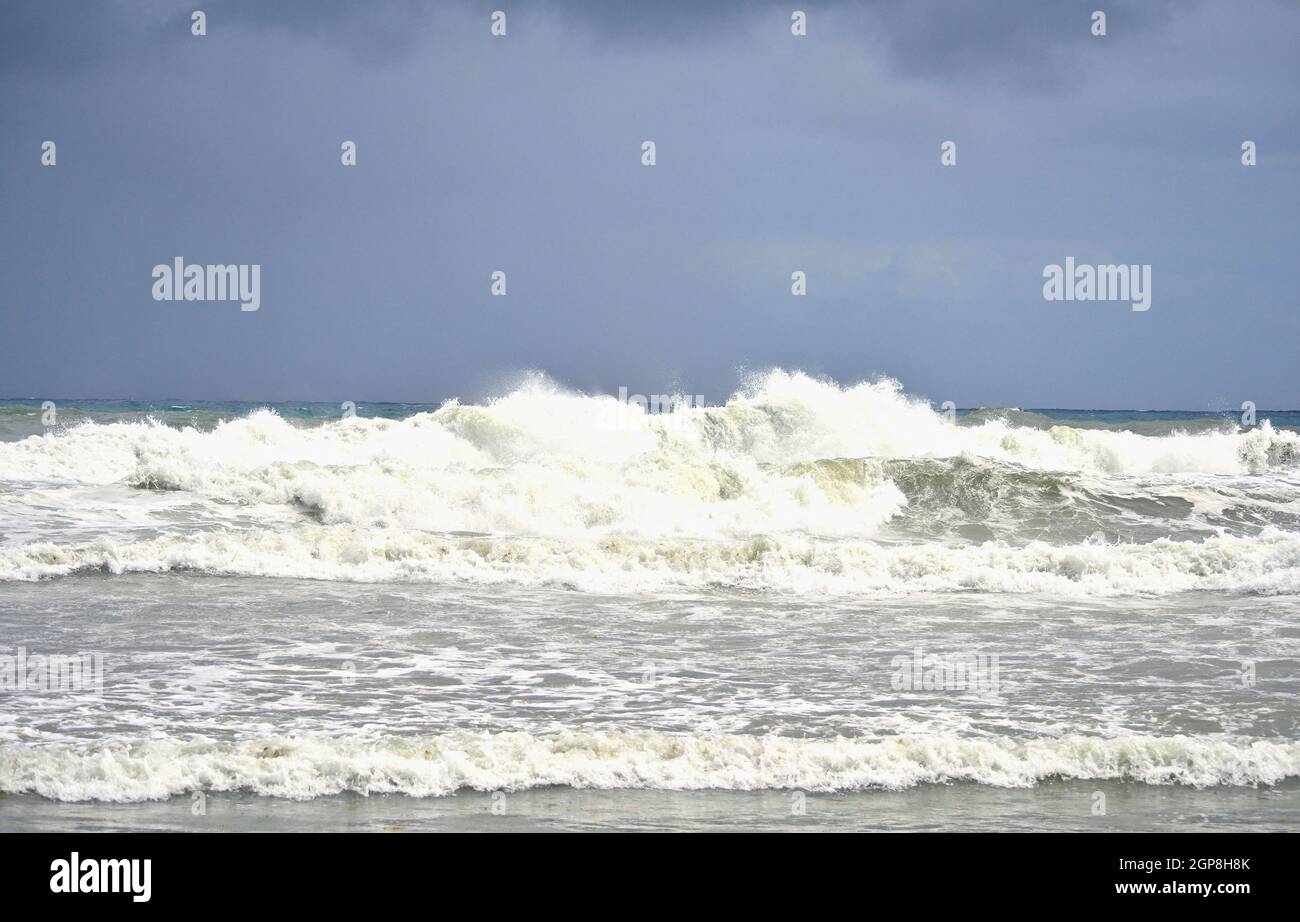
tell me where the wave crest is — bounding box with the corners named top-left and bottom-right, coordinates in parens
top-left (3, 731), bottom-right (1295, 802)
top-left (4, 525), bottom-right (1299, 595)
top-left (3, 372), bottom-right (1299, 586)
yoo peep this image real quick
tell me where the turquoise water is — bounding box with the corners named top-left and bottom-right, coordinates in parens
top-left (0, 399), bottom-right (438, 441)
top-left (2, 397), bottom-right (1297, 444)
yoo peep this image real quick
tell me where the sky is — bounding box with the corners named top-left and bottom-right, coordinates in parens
top-left (1, 0), bottom-right (1296, 409)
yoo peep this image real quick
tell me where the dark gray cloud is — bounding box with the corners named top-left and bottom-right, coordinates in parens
top-left (1, 0), bottom-right (1296, 408)
top-left (862, 0), bottom-right (1185, 88)
top-left (1, 0), bottom-right (1183, 83)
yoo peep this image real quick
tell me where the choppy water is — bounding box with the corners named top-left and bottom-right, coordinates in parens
top-left (1, 372), bottom-right (1298, 830)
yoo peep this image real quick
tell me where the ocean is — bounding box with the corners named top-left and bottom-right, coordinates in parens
top-left (1, 371), bottom-right (1298, 831)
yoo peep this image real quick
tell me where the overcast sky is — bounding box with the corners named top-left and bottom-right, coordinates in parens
top-left (1, 0), bottom-right (1296, 408)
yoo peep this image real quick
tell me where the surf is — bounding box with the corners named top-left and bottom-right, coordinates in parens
top-left (3, 730), bottom-right (1296, 802)
top-left (2, 370), bottom-right (1298, 592)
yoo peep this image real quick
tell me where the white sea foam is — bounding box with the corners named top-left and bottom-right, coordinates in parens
top-left (3, 524), bottom-right (1299, 595)
top-left (2, 371), bottom-right (1297, 587)
top-left (2, 731), bottom-right (1295, 802)
top-left (1, 372), bottom-right (1294, 488)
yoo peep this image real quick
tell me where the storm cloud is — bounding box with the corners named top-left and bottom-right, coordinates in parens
top-left (1, 0), bottom-right (1296, 407)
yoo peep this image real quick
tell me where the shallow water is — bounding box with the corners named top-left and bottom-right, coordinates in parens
top-left (5, 782), bottom-right (1297, 833)
top-left (1, 575), bottom-right (1297, 829)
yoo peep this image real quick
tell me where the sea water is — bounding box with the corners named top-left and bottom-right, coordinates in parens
top-left (1, 371), bottom-right (1297, 831)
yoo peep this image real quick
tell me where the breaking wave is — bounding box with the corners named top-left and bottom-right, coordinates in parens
top-left (2, 731), bottom-right (1295, 802)
top-left (3, 525), bottom-right (1300, 595)
top-left (2, 371), bottom-right (1298, 591)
